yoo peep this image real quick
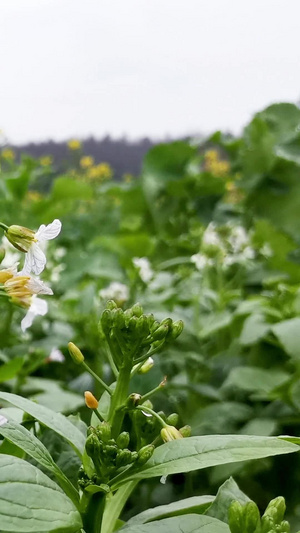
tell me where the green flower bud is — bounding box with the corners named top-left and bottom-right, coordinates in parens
top-left (131, 451), bottom-right (139, 462)
top-left (101, 309), bottom-right (114, 335)
top-left (136, 315), bottom-right (150, 338)
top-left (116, 449), bottom-right (133, 468)
top-left (152, 324), bottom-right (169, 341)
top-left (138, 357), bottom-right (154, 374)
top-left (128, 316), bottom-right (138, 332)
top-left (6, 224), bottom-right (36, 253)
top-left (280, 521), bottom-right (290, 532)
top-left (0, 247), bottom-right (5, 263)
top-left (264, 497), bottom-right (286, 524)
top-left (179, 425), bottom-right (192, 438)
top-left (124, 308), bottom-right (134, 326)
top-left (150, 320), bottom-right (160, 333)
top-left (106, 300), bottom-right (118, 310)
top-left (243, 502), bottom-right (261, 533)
top-left (131, 303), bottom-right (143, 317)
top-left (126, 393), bottom-right (142, 408)
top-left (114, 308), bottom-right (125, 329)
top-left (166, 413), bottom-right (179, 426)
top-left (68, 342), bottom-right (84, 364)
top-left (116, 432), bottom-right (130, 449)
top-left (261, 515), bottom-right (275, 533)
top-left (228, 501), bottom-right (244, 533)
top-left (170, 320), bottom-right (184, 339)
top-left (96, 422), bottom-right (112, 443)
top-left (105, 444), bottom-right (118, 459)
top-left (137, 444), bottom-right (155, 465)
top-left (85, 433), bottom-right (101, 458)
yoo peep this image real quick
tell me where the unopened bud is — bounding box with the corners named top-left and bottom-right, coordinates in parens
top-left (263, 497), bottom-right (286, 524)
top-left (114, 308), bottom-right (125, 329)
top-left (116, 449), bottom-right (132, 468)
top-left (261, 515), bottom-right (274, 533)
top-left (116, 432), bottom-right (130, 449)
top-left (137, 444), bottom-right (155, 465)
top-left (131, 303), bottom-right (143, 317)
top-left (6, 224), bottom-right (36, 253)
top-left (179, 425), bottom-right (192, 438)
top-left (96, 422), bottom-right (111, 442)
top-left (68, 342), bottom-right (84, 364)
top-left (152, 324), bottom-right (169, 341)
top-left (280, 521), bottom-right (290, 533)
top-left (161, 425), bottom-right (183, 442)
top-left (166, 413), bottom-right (179, 426)
top-left (106, 300), bottom-right (118, 310)
top-left (138, 357), bottom-right (154, 374)
top-left (170, 320), bottom-right (184, 339)
top-left (244, 502), bottom-right (260, 533)
top-left (126, 393), bottom-right (142, 408)
top-left (128, 316), bottom-right (138, 332)
top-left (85, 433), bottom-right (101, 458)
top-left (228, 501), bottom-right (243, 533)
top-left (84, 391), bottom-right (99, 409)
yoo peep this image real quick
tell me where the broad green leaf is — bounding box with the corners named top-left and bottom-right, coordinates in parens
top-left (0, 455), bottom-right (82, 532)
top-left (239, 313), bottom-right (270, 346)
top-left (272, 318), bottom-right (300, 358)
top-left (0, 392), bottom-right (85, 457)
top-left (51, 176), bottom-right (93, 201)
top-left (206, 478), bottom-right (250, 523)
top-left (0, 418), bottom-right (79, 506)
top-left (222, 367), bottom-right (290, 395)
top-left (126, 496), bottom-right (214, 525)
top-left (0, 357), bottom-right (24, 383)
top-left (121, 435), bottom-right (298, 483)
top-left (120, 514), bottom-right (230, 532)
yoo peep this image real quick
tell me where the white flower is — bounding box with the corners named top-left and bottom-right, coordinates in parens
top-left (260, 243), bottom-right (273, 258)
top-left (202, 223), bottom-right (222, 248)
top-left (48, 347), bottom-right (65, 363)
top-left (21, 296), bottom-right (48, 332)
top-left (228, 225), bottom-right (249, 253)
top-left (191, 253), bottom-right (213, 270)
top-left (22, 219), bottom-right (62, 276)
top-left (99, 282), bottom-right (129, 304)
top-left (133, 257), bottom-right (153, 283)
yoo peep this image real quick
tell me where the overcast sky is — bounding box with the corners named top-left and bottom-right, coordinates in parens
top-left (1, 0), bottom-right (300, 144)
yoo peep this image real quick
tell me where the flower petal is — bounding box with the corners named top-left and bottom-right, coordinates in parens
top-left (36, 219), bottom-right (62, 241)
top-left (27, 277), bottom-right (53, 296)
top-left (22, 244), bottom-right (46, 276)
top-left (21, 297), bottom-right (48, 332)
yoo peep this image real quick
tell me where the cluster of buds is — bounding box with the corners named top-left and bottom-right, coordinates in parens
top-left (81, 421), bottom-right (154, 488)
top-left (228, 497), bottom-right (291, 533)
top-left (100, 301), bottom-right (183, 369)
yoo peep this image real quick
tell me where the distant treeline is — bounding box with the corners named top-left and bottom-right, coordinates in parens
top-left (11, 136), bottom-right (157, 179)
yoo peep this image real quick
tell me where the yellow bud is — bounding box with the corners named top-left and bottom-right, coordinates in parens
top-left (138, 357), bottom-right (154, 374)
top-left (68, 342), bottom-right (84, 364)
top-left (160, 424), bottom-right (183, 442)
top-left (84, 391), bottom-right (99, 409)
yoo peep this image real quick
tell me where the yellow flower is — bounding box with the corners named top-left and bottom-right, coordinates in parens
top-left (80, 156), bottom-right (94, 169)
top-left (26, 191), bottom-right (43, 202)
top-left (87, 162), bottom-right (113, 182)
top-left (1, 148), bottom-right (15, 161)
top-left (40, 156), bottom-right (53, 167)
top-left (161, 425), bottom-right (183, 442)
top-left (67, 139), bottom-right (81, 151)
top-left (204, 149), bottom-right (218, 163)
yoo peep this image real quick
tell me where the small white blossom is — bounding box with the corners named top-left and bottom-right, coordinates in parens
top-left (133, 257), bottom-right (153, 283)
top-left (260, 243), bottom-right (273, 258)
top-left (191, 253), bottom-right (213, 270)
top-left (99, 282), bottom-right (129, 304)
top-left (22, 219), bottom-right (62, 276)
top-left (21, 296), bottom-right (48, 332)
top-left (228, 225), bottom-right (249, 253)
top-left (48, 347), bottom-right (65, 363)
top-left (202, 223), bottom-right (222, 248)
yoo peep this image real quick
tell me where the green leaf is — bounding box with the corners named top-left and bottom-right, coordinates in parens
top-left (0, 418), bottom-right (79, 506)
top-left (120, 435), bottom-right (298, 484)
top-left (120, 514), bottom-right (230, 532)
top-left (205, 478), bottom-right (250, 523)
top-left (0, 455), bottom-right (82, 532)
top-left (222, 367), bottom-right (290, 395)
top-left (271, 318), bottom-right (300, 358)
top-left (239, 314), bottom-right (270, 346)
top-left (126, 496), bottom-right (214, 525)
top-left (0, 357), bottom-right (24, 383)
top-left (0, 392), bottom-right (85, 457)
top-left (51, 176), bottom-right (93, 201)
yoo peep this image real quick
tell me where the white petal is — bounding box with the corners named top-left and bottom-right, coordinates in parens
top-left (36, 219), bottom-right (62, 242)
top-left (21, 310), bottom-right (35, 331)
top-left (21, 297), bottom-right (48, 331)
top-left (27, 277), bottom-right (53, 295)
top-left (23, 244), bottom-right (47, 276)
top-left (49, 348), bottom-right (65, 363)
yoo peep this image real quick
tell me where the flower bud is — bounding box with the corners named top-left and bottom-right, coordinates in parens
top-left (6, 224), bottom-right (36, 253)
top-left (96, 422), bottom-right (111, 442)
top-left (243, 502), bottom-right (261, 533)
top-left (137, 444), bottom-right (155, 465)
top-left (114, 308), bottom-right (125, 329)
top-left (170, 320), bottom-right (184, 339)
top-left (101, 309), bottom-right (114, 335)
top-left (126, 393), bottom-right (142, 408)
top-left (84, 391), bottom-right (99, 409)
top-left (161, 425), bottom-right (183, 442)
top-left (263, 497), bottom-right (286, 524)
top-left (68, 342), bottom-right (84, 364)
top-left (116, 449), bottom-right (133, 468)
top-left (261, 515), bottom-right (274, 533)
top-left (136, 315), bottom-right (150, 338)
top-left (152, 324), bottom-right (169, 341)
top-left (106, 300), bottom-right (118, 310)
top-left (179, 425), bottom-right (192, 438)
top-left (116, 432), bottom-right (130, 449)
top-left (280, 521), bottom-right (290, 533)
top-left (228, 501), bottom-right (243, 533)
top-left (128, 316), bottom-right (138, 332)
top-left (85, 433), bottom-right (101, 458)
top-left (166, 413), bottom-right (179, 426)
top-left (131, 303), bottom-right (143, 317)
top-left (138, 357), bottom-right (154, 374)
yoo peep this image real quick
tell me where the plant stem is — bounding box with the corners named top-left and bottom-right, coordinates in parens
top-left (108, 362), bottom-right (132, 438)
top-left (0, 222), bottom-right (8, 231)
top-left (101, 481), bottom-right (138, 533)
top-left (136, 405), bottom-right (167, 427)
top-left (82, 361), bottom-right (112, 395)
top-left (82, 492), bottom-right (106, 533)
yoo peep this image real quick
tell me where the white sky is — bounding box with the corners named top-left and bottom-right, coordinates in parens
top-left (1, 0), bottom-right (300, 144)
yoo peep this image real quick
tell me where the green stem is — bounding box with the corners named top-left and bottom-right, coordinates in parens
top-left (104, 342), bottom-right (119, 378)
top-left (136, 405), bottom-right (167, 427)
top-left (140, 379), bottom-right (166, 403)
top-left (108, 363), bottom-right (132, 438)
top-left (82, 361), bottom-right (112, 395)
top-left (82, 492), bottom-right (107, 533)
top-left (0, 223), bottom-right (8, 231)
top-left (101, 481), bottom-right (138, 533)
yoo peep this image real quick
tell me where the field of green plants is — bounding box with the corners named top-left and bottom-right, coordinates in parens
top-left (1, 102), bottom-right (300, 533)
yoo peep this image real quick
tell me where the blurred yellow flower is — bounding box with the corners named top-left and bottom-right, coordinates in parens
top-left (40, 156), bottom-right (53, 167)
top-left (67, 139), bottom-right (81, 150)
top-left (26, 191), bottom-right (43, 202)
top-left (1, 148), bottom-right (15, 161)
top-left (80, 156), bottom-right (94, 169)
top-left (204, 149), bottom-right (230, 177)
top-left (86, 162), bottom-right (113, 182)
